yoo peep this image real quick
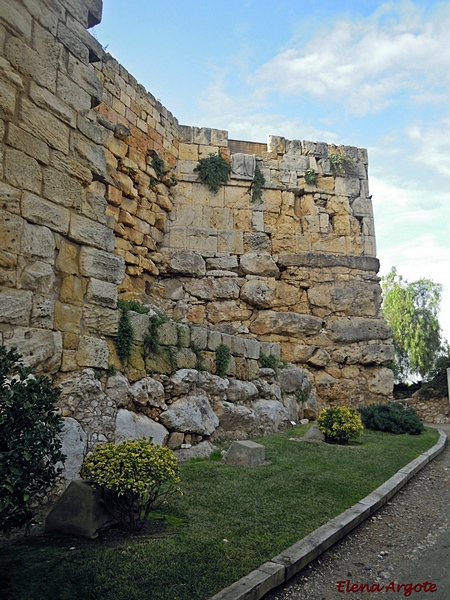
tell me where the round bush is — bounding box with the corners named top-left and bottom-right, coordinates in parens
top-left (358, 402), bottom-right (425, 435)
top-left (318, 406), bottom-right (364, 445)
top-left (81, 438), bottom-right (181, 532)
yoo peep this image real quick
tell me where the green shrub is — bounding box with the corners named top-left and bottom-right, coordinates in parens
top-left (215, 344), bottom-right (231, 377)
top-left (143, 313), bottom-right (169, 356)
top-left (259, 353), bottom-right (279, 371)
top-left (304, 168), bottom-right (318, 185)
top-left (0, 347), bottom-right (65, 535)
top-left (81, 438), bottom-right (181, 532)
top-left (358, 402), bottom-right (425, 435)
top-left (194, 153), bottom-right (231, 193)
top-left (318, 406), bottom-right (364, 444)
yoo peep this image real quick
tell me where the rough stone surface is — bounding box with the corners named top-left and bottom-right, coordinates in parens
top-left (174, 440), bottom-right (218, 462)
top-left (226, 379), bottom-right (259, 403)
top-left (240, 253), bottom-right (279, 277)
top-left (59, 417), bottom-right (88, 481)
top-left (45, 480), bottom-right (114, 539)
top-left (130, 376), bottom-right (166, 409)
top-left (159, 393), bottom-right (219, 435)
top-left (253, 399), bottom-right (291, 431)
top-left (105, 374), bottom-right (133, 407)
top-left (222, 440), bottom-right (265, 466)
top-left (114, 408), bottom-right (169, 446)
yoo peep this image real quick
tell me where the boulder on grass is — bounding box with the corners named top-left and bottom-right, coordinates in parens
top-left (222, 440), bottom-right (265, 466)
top-left (45, 480), bottom-right (115, 538)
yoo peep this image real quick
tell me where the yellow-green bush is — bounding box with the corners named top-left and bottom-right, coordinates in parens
top-left (318, 406), bottom-right (364, 444)
top-left (81, 438), bottom-right (180, 532)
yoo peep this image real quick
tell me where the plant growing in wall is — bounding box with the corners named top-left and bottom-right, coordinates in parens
top-left (304, 168), bottom-right (318, 186)
top-left (251, 164), bottom-right (265, 202)
top-left (329, 150), bottom-right (351, 177)
top-left (259, 353), bottom-right (279, 371)
top-left (215, 344), bottom-right (231, 377)
top-left (143, 313), bottom-right (168, 357)
top-left (81, 438), bottom-right (181, 532)
top-left (0, 347), bottom-right (65, 535)
top-left (194, 153), bottom-right (231, 193)
top-left (114, 302), bottom-right (134, 366)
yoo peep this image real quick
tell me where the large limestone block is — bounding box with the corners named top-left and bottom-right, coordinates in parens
top-left (252, 399), bottom-right (290, 430)
top-left (76, 335), bottom-right (109, 369)
top-left (169, 369), bottom-right (204, 396)
top-left (207, 301), bottom-right (252, 324)
top-left (114, 409), bottom-right (169, 446)
top-left (79, 246), bottom-right (125, 284)
top-left (327, 317), bottom-right (391, 343)
top-left (278, 365), bottom-right (313, 394)
top-left (240, 253), bottom-right (279, 277)
top-left (45, 480), bottom-right (113, 539)
top-left (87, 278), bottom-right (117, 308)
top-left (131, 377), bottom-right (166, 409)
top-left (4, 327), bottom-right (62, 373)
top-left (21, 222), bottom-right (55, 261)
top-left (69, 213), bottom-right (115, 252)
top-left (250, 311), bottom-right (322, 337)
top-left (159, 393), bottom-right (219, 435)
top-left (59, 417), bottom-right (87, 481)
top-left (164, 249), bottom-right (206, 276)
top-left (217, 401), bottom-right (257, 437)
top-left (200, 372), bottom-right (229, 396)
top-left (366, 367), bottom-right (395, 396)
top-left (19, 260), bottom-right (55, 294)
top-left (226, 379), bottom-right (259, 403)
top-left (240, 279), bottom-right (276, 308)
top-left (105, 374), bottom-right (133, 407)
top-left (0, 287), bottom-right (33, 325)
top-left (21, 193), bottom-right (70, 234)
top-left (222, 440), bottom-right (265, 466)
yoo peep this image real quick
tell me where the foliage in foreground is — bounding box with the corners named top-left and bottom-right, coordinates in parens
top-left (0, 347), bottom-right (65, 536)
top-left (381, 267), bottom-right (445, 382)
top-left (318, 406), bottom-right (364, 444)
top-left (0, 427), bottom-right (438, 600)
top-left (81, 439), bottom-right (181, 532)
top-left (358, 402), bottom-right (425, 435)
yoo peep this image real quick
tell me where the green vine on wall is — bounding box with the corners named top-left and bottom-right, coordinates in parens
top-left (114, 304), bottom-right (134, 366)
top-left (194, 153), bottom-right (231, 193)
top-left (329, 150), bottom-right (351, 178)
top-left (215, 344), bottom-right (231, 377)
top-left (143, 313), bottom-right (169, 357)
top-left (251, 164), bottom-right (265, 202)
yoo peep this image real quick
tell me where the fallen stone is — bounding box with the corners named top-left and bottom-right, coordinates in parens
top-left (45, 480), bottom-right (114, 538)
top-left (222, 440), bottom-right (265, 466)
top-left (302, 424), bottom-right (325, 442)
top-left (174, 441), bottom-right (218, 463)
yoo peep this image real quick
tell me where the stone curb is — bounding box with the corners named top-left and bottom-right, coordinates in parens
top-left (209, 429), bottom-right (447, 600)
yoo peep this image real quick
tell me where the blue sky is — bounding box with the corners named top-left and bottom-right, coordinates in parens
top-left (95, 0), bottom-right (450, 341)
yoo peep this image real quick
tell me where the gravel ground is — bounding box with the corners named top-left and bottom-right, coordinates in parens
top-left (265, 425), bottom-right (450, 600)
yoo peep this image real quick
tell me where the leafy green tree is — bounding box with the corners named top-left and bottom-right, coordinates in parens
top-left (381, 267), bottom-right (445, 382)
top-left (0, 347), bottom-right (65, 535)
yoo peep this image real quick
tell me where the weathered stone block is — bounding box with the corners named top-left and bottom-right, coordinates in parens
top-left (21, 222), bottom-right (55, 261)
top-left (5, 148), bottom-right (42, 194)
top-left (327, 317), bottom-right (391, 343)
top-left (79, 246), bottom-right (125, 284)
top-left (3, 327), bottom-right (62, 373)
top-left (45, 480), bottom-right (113, 539)
top-left (114, 408), bottom-right (169, 446)
top-left (21, 98), bottom-right (70, 154)
top-left (240, 253), bottom-right (279, 277)
top-left (69, 213), bottom-right (115, 252)
top-left (159, 393), bottom-right (219, 435)
top-left (59, 417), bottom-right (88, 481)
top-left (222, 440), bottom-right (265, 466)
top-left (0, 287), bottom-right (33, 325)
top-left (250, 311), bottom-right (322, 338)
top-left (76, 335), bottom-right (109, 369)
top-left (43, 167), bottom-right (84, 209)
top-left (22, 193), bottom-right (70, 234)
top-left (6, 36), bottom-right (56, 91)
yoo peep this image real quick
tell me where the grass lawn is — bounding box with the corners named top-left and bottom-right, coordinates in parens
top-left (0, 426), bottom-right (439, 600)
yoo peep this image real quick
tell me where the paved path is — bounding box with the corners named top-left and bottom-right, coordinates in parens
top-left (265, 425), bottom-right (450, 600)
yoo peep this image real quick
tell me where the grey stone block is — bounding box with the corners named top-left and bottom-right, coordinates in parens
top-left (45, 480), bottom-right (114, 538)
top-left (222, 440), bottom-right (265, 466)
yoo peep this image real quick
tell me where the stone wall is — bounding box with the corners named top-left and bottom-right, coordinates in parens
top-left (399, 395), bottom-right (450, 425)
top-left (0, 0), bottom-right (394, 456)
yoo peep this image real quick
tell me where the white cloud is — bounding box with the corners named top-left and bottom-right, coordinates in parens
top-left (406, 119), bottom-right (450, 177)
top-left (256, 3), bottom-right (450, 116)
